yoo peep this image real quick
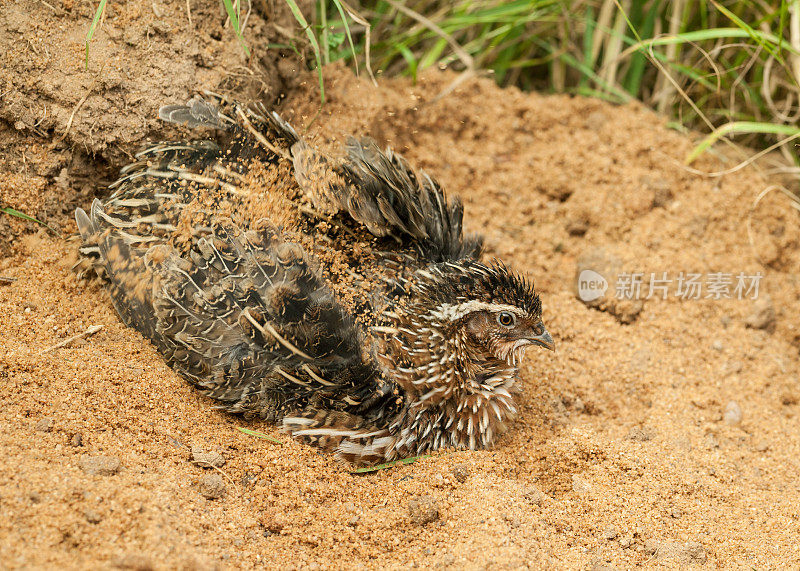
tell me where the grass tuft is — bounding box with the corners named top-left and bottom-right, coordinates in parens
top-left (80, 1), bottom-right (800, 181)
top-left (315, 0), bottom-right (800, 170)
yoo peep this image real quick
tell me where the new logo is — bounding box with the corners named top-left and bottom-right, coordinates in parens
top-left (577, 269), bottom-right (608, 302)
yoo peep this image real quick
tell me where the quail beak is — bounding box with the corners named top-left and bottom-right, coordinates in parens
top-left (530, 325), bottom-right (555, 351)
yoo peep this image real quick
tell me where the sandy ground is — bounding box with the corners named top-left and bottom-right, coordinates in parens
top-left (2, 1), bottom-right (800, 569)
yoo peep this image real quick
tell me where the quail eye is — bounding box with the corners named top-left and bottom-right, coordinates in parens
top-left (497, 311), bottom-right (516, 327)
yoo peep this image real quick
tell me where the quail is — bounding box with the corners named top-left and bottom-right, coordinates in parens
top-left (75, 93), bottom-right (555, 465)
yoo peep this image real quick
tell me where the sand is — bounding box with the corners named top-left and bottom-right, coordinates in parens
top-left (1, 0), bottom-right (799, 568)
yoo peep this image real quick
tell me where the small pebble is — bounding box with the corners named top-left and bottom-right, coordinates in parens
top-left (646, 540), bottom-right (707, 563)
top-left (587, 559), bottom-right (612, 571)
top-left (408, 496), bottom-right (439, 525)
top-left (644, 539), bottom-right (661, 556)
top-left (79, 455), bottom-right (121, 476)
top-left (712, 340), bottom-right (723, 351)
top-left (673, 435), bottom-right (692, 451)
top-left (584, 111), bottom-right (607, 131)
top-left (85, 509), bottom-right (102, 524)
top-left (524, 487), bottom-right (548, 506)
top-left (451, 464), bottom-right (470, 483)
top-left (35, 418), bottom-right (54, 433)
top-left (198, 473), bottom-right (226, 499)
top-left (724, 401), bottom-right (743, 425)
top-left (261, 511), bottom-right (285, 533)
top-left (112, 553), bottom-right (154, 570)
top-left (566, 216), bottom-right (590, 237)
top-left (619, 537), bottom-right (633, 549)
top-left (571, 475), bottom-right (591, 494)
top-left (681, 541), bottom-right (708, 564)
top-left (71, 433), bottom-right (83, 447)
top-left (755, 440), bottom-right (770, 452)
top-left (724, 360), bottom-right (743, 375)
top-left (626, 426), bottom-right (655, 442)
top-left (602, 526), bottom-right (618, 540)
top-left (703, 433), bottom-right (719, 449)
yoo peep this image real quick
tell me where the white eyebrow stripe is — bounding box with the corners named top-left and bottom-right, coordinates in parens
top-left (431, 301), bottom-right (526, 322)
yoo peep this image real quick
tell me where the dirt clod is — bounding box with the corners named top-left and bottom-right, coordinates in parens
top-left (198, 473), bottom-right (225, 499)
top-left (408, 496), bottom-right (439, 525)
top-left (78, 455), bottom-right (121, 476)
top-left (575, 247), bottom-right (643, 324)
top-left (191, 446), bottom-right (225, 468)
top-left (566, 212), bottom-right (591, 236)
top-left (745, 296), bottom-right (776, 331)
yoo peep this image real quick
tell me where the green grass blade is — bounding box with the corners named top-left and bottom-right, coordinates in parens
top-left (397, 44), bottom-right (419, 81)
top-left (418, 37), bottom-right (448, 71)
top-left (632, 28), bottom-right (800, 56)
top-left (623, 0), bottom-right (660, 95)
top-left (268, 42), bottom-right (303, 58)
top-left (319, 1), bottom-right (329, 65)
top-left (1, 206), bottom-right (60, 236)
top-left (580, 5), bottom-right (596, 90)
top-left (236, 427), bottom-right (283, 444)
top-left (552, 45), bottom-right (632, 102)
top-left (284, 0), bottom-right (325, 103)
top-left (221, 0), bottom-right (251, 57)
top-left (686, 121), bottom-right (800, 164)
top-left (1, 206), bottom-right (47, 226)
top-left (330, 0), bottom-right (358, 75)
top-left (84, 0), bottom-right (108, 70)
top-left (710, 0), bottom-right (781, 60)
top-left (352, 454), bottom-right (430, 473)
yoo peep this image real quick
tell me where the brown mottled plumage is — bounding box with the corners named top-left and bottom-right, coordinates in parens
top-left (75, 93), bottom-right (554, 465)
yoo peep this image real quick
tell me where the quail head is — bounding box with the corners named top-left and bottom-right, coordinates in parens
top-left (75, 93), bottom-right (555, 465)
